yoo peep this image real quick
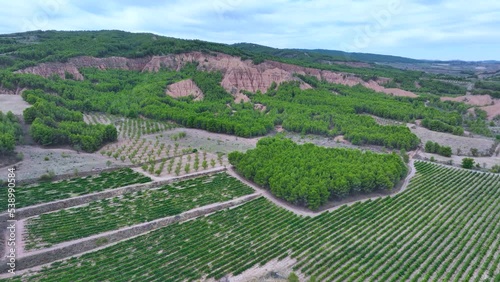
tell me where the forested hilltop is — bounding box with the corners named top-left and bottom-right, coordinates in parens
top-left (229, 136), bottom-right (408, 209)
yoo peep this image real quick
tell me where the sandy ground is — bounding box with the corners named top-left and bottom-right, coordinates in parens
top-left (441, 94), bottom-right (500, 120)
top-left (481, 103), bottom-right (500, 120)
top-left (11, 145), bottom-right (120, 181)
top-left (220, 257), bottom-right (301, 282)
top-left (166, 79), bottom-right (204, 100)
top-left (285, 132), bottom-right (391, 154)
top-left (143, 128), bottom-right (259, 154)
top-left (418, 151), bottom-right (500, 170)
top-left (408, 125), bottom-right (495, 156)
top-left (0, 94), bottom-right (31, 115)
top-left (441, 94), bottom-right (495, 106)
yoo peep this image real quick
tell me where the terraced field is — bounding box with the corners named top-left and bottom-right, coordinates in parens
top-left (23, 173), bottom-right (254, 249)
top-left (0, 168), bottom-right (151, 211)
top-left (5, 162), bottom-right (500, 281)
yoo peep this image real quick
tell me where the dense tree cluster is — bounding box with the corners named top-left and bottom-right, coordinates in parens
top-left (473, 81), bottom-right (500, 98)
top-left (424, 141), bottom-right (452, 157)
top-left (255, 82), bottom-right (466, 150)
top-left (0, 111), bottom-right (22, 155)
top-left (421, 118), bottom-right (464, 135)
top-left (416, 79), bottom-right (467, 95)
top-left (23, 99), bottom-right (117, 152)
top-left (229, 137), bottom-right (407, 209)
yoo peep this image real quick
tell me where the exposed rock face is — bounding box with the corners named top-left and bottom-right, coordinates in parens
top-left (166, 79), bottom-right (203, 101)
top-left (16, 52), bottom-right (418, 98)
top-left (441, 94), bottom-right (494, 106)
top-left (16, 62), bottom-right (84, 80)
top-left (0, 86), bottom-right (21, 95)
top-left (15, 56), bottom-right (151, 81)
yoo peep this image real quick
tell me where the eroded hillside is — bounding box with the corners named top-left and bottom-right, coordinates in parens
top-left (16, 52), bottom-right (417, 98)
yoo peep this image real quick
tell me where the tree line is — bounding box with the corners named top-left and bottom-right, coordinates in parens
top-left (424, 141), bottom-right (452, 157)
top-left (229, 136), bottom-right (408, 209)
top-left (23, 98), bottom-right (117, 152)
top-left (0, 111), bottom-right (22, 155)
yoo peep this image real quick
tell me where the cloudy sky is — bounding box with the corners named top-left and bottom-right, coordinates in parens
top-left (2, 0), bottom-right (499, 61)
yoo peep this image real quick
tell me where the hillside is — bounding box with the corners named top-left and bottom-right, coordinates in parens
top-left (232, 42), bottom-right (424, 64)
top-left (0, 30), bottom-right (468, 95)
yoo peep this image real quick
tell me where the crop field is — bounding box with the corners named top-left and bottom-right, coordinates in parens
top-left (99, 137), bottom-right (180, 166)
top-left (23, 173), bottom-right (254, 249)
top-left (0, 168), bottom-right (151, 211)
top-left (99, 138), bottom-right (224, 176)
top-left (6, 162), bottom-right (500, 282)
top-left (83, 113), bottom-right (176, 139)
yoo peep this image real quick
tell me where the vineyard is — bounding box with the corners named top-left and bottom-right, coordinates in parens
top-left (0, 168), bottom-right (151, 211)
top-left (100, 139), bottom-right (225, 177)
top-left (84, 113), bottom-right (176, 139)
top-left (23, 173), bottom-right (254, 249)
top-left (5, 161), bottom-right (500, 281)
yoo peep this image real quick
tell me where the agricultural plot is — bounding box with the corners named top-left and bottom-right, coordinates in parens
top-left (99, 137), bottom-right (179, 166)
top-left (84, 112), bottom-right (175, 139)
top-left (23, 173), bottom-right (254, 249)
top-left (100, 138), bottom-right (224, 177)
top-left (6, 162), bottom-right (500, 281)
top-left (0, 168), bottom-right (151, 211)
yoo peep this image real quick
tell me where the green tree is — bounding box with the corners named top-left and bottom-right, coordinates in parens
top-left (288, 272), bottom-right (300, 282)
top-left (491, 164), bottom-right (500, 173)
top-left (462, 158), bottom-right (475, 169)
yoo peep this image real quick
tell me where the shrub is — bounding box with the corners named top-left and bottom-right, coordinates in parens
top-left (462, 158), bottom-right (475, 169)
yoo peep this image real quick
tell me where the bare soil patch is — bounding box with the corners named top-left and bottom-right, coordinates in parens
top-left (440, 94), bottom-right (500, 120)
top-left (221, 257), bottom-right (302, 282)
top-left (408, 124), bottom-right (495, 156)
top-left (166, 79), bottom-right (203, 100)
top-left (441, 94), bottom-right (494, 106)
top-left (234, 92), bottom-right (250, 103)
top-left (0, 94), bottom-right (31, 115)
top-left (12, 146), bottom-right (118, 181)
top-left (143, 128), bottom-right (258, 154)
top-left (418, 152), bottom-right (500, 170)
top-left (285, 132), bottom-right (390, 154)
top-left (481, 103), bottom-right (500, 120)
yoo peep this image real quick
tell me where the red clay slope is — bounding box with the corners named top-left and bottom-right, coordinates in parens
top-left (16, 52), bottom-right (417, 98)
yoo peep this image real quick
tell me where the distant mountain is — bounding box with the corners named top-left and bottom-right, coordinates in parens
top-left (232, 43), bottom-right (425, 64)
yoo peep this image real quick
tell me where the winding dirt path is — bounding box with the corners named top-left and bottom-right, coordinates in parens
top-left (227, 155), bottom-right (418, 217)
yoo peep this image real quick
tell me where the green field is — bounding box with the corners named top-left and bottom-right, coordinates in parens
top-left (23, 173), bottom-right (254, 249)
top-left (0, 168), bottom-right (151, 211)
top-left (5, 162), bottom-right (500, 281)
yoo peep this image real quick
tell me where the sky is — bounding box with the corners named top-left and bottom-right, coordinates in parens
top-left (1, 0), bottom-right (500, 61)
